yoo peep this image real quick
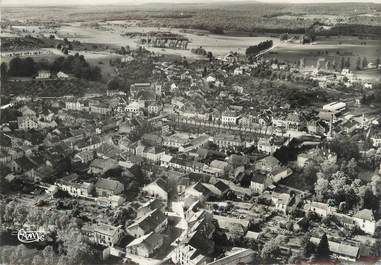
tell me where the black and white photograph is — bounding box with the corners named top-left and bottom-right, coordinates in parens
top-left (1, 0), bottom-right (381, 264)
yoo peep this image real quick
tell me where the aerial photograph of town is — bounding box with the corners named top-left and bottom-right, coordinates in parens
top-left (0, 0), bottom-right (380, 264)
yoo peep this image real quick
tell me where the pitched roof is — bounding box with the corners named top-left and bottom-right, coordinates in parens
top-left (94, 223), bottom-right (122, 237)
top-left (128, 209), bottom-right (167, 234)
top-left (127, 232), bottom-right (163, 251)
top-left (353, 209), bottom-right (375, 222)
top-left (95, 178), bottom-right (124, 192)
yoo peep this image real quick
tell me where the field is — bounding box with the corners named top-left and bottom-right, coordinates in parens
top-left (2, 2), bottom-right (381, 36)
top-left (265, 37), bottom-right (381, 72)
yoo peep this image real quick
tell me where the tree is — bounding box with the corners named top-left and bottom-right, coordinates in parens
top-left (376, 58), bottom-right (380, 68)
top-left (1, 62), bottom-right (7, 82)
top-left (280, 33), bottom-right (289, 41)
top-left (362, 57), bottom-right (368, 69)
top-left (107, 77), bottom-right (120, 90)
top-left (260, 236), bottom-right (282, 261)
top-left (340, 57), bottom-right (345, 70)
top-left (315, 177), bottom-right (329, 201)
top-left (356, 57), bottom-right (362, 70)
top-left (316, 233), bottom-right (330, 258)
top-left (328, 136), bottom-right (359, 161)
top-left (345, 57), bottom-right (351, 69)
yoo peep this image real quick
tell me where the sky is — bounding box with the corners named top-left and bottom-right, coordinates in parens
top-left (2, 0), bottom-right (381, 6)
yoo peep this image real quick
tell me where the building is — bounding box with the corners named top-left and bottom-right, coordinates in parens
top-left (304, 201), bottom-right (337, 217)
top-left (310, 237), bottom-right (359, 261)
top-left (147, 103), bottom-right (162, 115)
top-left (137, 199), bottom-right (165, 218)
top-left (221, 110), bottom-right (240, 125)
top-left (96, 195), bottom-right (125, 208)
top-left (254, 155), bottom-right (281, 173)
top-left (126, 232), bottom-right (164, 258)
top-left (17, 116), bottom-right (38, 130)
top-left (65, 100), bottom-right (84, 111)
top-left (72, 150), bottom-right (95, 164)
top-left (214, 134), bottom-right (243, 149)
top-left (126, 101), bottom-right (145, 115)
top-left (136, 144), bottom-right (165, 162)
top-left (174, 244), bottom-right (208, 265)
top-left (35, 70), bottom-right (51, 79)
top-left (322, 102), bottom-right (346, 113)
top-left (88, 158), bottom-right (118, 175)
top-left (142, 178), bottom-right (168, 201)
top-left (207, 248), bottom-right (256, 265)
top-left (257, 137), bottom-right (283, 154)
top-left (352, 209), bottom-right (377, 235)
top-left (89, 102), bottom-right (111, 115)
top-left (126, 209), bottom-right (167, 238)
top-left (57, 71), bottom-right (69, 79)
top-left (55, 174), bottom-right (94, 198)
top-left (93, 223), bottom-right (124, 247)
top-left (250, 173), bottom-right (268, 194)
top-left (163, 133), bottom-right (190, 149)
top-left (370, 132), bottom-right (381, 148)
top-left (95, 178), bottom-right (124, 197)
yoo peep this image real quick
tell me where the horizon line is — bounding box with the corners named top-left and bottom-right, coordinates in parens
top-left (2, 0), bottom-right (381, 7)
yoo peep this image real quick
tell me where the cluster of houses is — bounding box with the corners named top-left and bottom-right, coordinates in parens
top-left (1, 46), bottom-right (381, 265)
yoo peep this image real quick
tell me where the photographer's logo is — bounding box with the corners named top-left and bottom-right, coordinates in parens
top-left (17, 229), bottom-right (45, 243)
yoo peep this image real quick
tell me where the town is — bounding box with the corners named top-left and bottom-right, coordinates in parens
top-left (1, 2), bottom-right (381, 265)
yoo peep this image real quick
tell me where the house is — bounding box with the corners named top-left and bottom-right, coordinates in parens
top-left (223, 52), bottom-right (238, 64)
top-left (271, 192), bottom-right (291, 214)
top-left (250, 172), bottom-right (268, 194)
top-left (254, 155), bottom-right (281, 173)
top-left (126, 232), bottom-right (164, 258)
top-left (310, 237), bottom-right (359, 261)
top-left (221, 110), bottom-right (240, 125)
top-left (269, 167), bottom-right (293, 183)
top-left (179, 134), bottom-right (210, 153)
top-left (126, 209), bottom-right (167, 238)
top-left (130, 83), bottom-right (155, 99)
top-left (213, 215), bottom-right (249, 240)
top-left (204, 160), bottom-right (228, 177)
top-left (89, 102), bottom-right (111, 115)
top-left (296, 148), bottom-right (337, 168)
top-left (163, 133), bottom-right (190, 149)
top-left (57, 71), bottom-right (69, 79)
top-left (126, 101), bottom-right (145, 115)
top-left (95, 178), bottom-right (124, 197)
top-left (142, 178), bottom-right (168, 201)
top-left (352, 209), bottom-right (377, 235)
top-left (65, 100), bottom-right (84, 111)
top-left (257, 137), bottom-right (284, 154)
top-left (136, 144), bottom-right (165, 162)
top-left (173, 243), bottom-right (208, 265)
top-left (96, 195), bottom-right (125, 208)
top-left (370, 132), bottom-right (381, 148)
top-left (137, 199), bottom-right (165, 218)
top-left (55, 174), bottom-right (94, 198)
top-left (18, 106), bottom-right (36, 117)
top-left (72, 150), bottom-right (95, 164)
top-left (93, 223), bottom-right (124, 247)
top-left (74, 136), bottom-right (103, 152)
top-left (304, 201), bottom-right (337, 217)
top-left (214, 134), bottom-right (243, 149)
top-left (207, 248), bottom-right (256, 265)
top-left (17, 116), bottom-right (38, 130)
top-left (9, 156), bottom-right (37, 176)
top-left (88, 158), bottom-right (119, 175)
top-left (35, 70), bottom-right (51, 79)
top-left (147, 103), bottom-right (162, 115)
top-left (185, 182), bottom-right (213, 202)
